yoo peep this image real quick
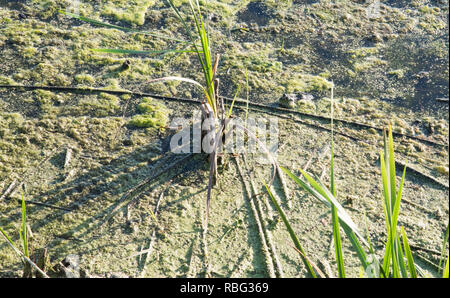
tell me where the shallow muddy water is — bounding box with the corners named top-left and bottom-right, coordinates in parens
top-left (0, 0), bottom-right (448, 278)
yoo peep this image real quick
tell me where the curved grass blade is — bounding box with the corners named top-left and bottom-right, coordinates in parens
top-left (340, 221), bottom-right (370, 270)
top-left (166, 0), bottom-right (216, 115)
top-left (59, 10), bottom-right (187, 43)
top-left (281, 167), bottom-right (370, 269)
top-left (91, 48), bottom-right (200, 55)
top-left (0, 227), bottom-right (17, 251)
top-left (401, 226), bottom-right (417, 278)
top-left (147, 76), bottom-right (211, 104)
top-left (395, 233), bottom-right (408, 277)
top-left (291, 246), bottom-right (326, 278)
top-left (0, 219), bottom-right (50, 278)
top-left (264, 183), bottom-right (317, 278)
top-left (188, 0), bottom-right (215, 114)
top-left (227, 85), bottom-right (240, 118)
top-left (300, 169), bottom-right (366, 245)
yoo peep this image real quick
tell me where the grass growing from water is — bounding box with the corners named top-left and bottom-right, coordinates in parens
top-left (0, 196), bottom-right (49, 278)
top-left (265, 86), bottom-right (449, 278)
top-left (268, 125), bottom-right (448, 277)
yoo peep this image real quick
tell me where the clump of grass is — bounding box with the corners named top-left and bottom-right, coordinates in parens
top-left (60, 1), bottom-right (246, 226)
top-left (266, 86), bottom-right (448, 278)
top-left (0, 196), bottom-right (49, 278)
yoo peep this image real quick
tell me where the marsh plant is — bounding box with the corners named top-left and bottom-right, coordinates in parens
top-left (61, 0), bottom-right (280, 225)
top-left (0, 197), bottom-right (49, 278)
top-left (169, 112), bottom-right (279, 157)
top-left (265, 114), bottom-right (449, 277)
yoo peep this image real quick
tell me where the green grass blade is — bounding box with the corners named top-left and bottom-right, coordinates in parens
top-left (363, 211), bottom-right (376, 256)
top-left (330, 82), bottom-right (335, 197)
top-left (380, 150), bottom-right (392, 227)
top-left (383, 129), bottom-right (391, 216)
top-left (0, 226), bottom-right (17, 250)
top-left (147, 76), bottom-right (211, 104)
top-left (282, 167), bottom-right (371, 270)
top-left (186, 0), bottom-right (216, 114)
top-left (227, 85), bottom-right (240, 118)
top-left (21, 196), bottom-right (29, 258)
top-left (391, 236), bottom-right (399, 278)
top-left (282, 167), bottom-right (328, 205)
top-left (328, 88), bottom-right (345, 277)
top-left (263, 183), bottom-right (317, 277)
top-left (340, 221), bottom-right (370, 269)
top-left (282, 167), bottom-right (367, 246)
top-left (388, 125), bottom-right (397, 212)
top-left (401, 226), bottom-right (417, 278)
top-left (332, 205), bottom-right (345, 277)
top-left (395, 233), bottom-right (408, 277)
top-left (391, 162), bottom-right (407, 278)
top-left (382, 231), bottom-right (392, 277)
top-left (59, 10), bottom-right (186, 43)
top-left (91, 48), bottom-right (200, 55)
top-left (165, 0), bottom-right (210, 94)
top-left (444, 256), bottom-right (449, 278)
top-left (391, 163), bottom-right (407, 236)
top-left (303, 170), bottom-right (367, 244)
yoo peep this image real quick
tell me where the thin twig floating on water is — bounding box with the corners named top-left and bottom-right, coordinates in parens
top-left (1, 84), bottom-right (446, 148)
top-left (0, 179), bottom-right (17, 201)
top-left (129, 186), bottom-right (167, 262)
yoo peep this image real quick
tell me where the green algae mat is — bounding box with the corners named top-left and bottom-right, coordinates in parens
top-left (0, 0), bottom-right (448, 277)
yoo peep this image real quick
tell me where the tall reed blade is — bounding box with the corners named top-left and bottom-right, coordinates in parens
top-left (91, 48), bottom-right (200, 55)
top-left (263, 183), bottom-right (317, 277)
top-left (59, 10), bottom-right (187, 42)
top-left (21, 196), bottom-right (29, 258)
top-left (380, 125), bottom-right (408, 277)
top-left (332, 205), bottom-right (345, 277)
top-left (281, 167), bottom-right (370, 270)
top-left (330, 83), bottom-right (345, 277)
top-left (401, 226), bottom-right (417, 278)
top-left (444, 256), bottom-right (449, 278)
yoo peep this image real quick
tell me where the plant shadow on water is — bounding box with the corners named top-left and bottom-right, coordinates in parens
top-left (0, 87), bottom-right (274, 276)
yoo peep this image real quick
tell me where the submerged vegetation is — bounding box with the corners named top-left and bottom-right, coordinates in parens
top-left (0, 0), bottom-right (448, 278)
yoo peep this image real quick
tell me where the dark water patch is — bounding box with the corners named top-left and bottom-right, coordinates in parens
top-left (382, 33), bottom-right (449, 112)
top-left (282, 33), bottom-right (305, 49)
top-left (385, 0), bottom-right (416, 8)
top-left (0, 0), bottom-right (25, 10)
top-left (386, 0), bottom-right (449, 9)
top-left (293, 0), bottom-right (319, 4)
top-left (0, 89), bottom-right (42, 118)
top-left (237, 1), bottom-right (273, 27)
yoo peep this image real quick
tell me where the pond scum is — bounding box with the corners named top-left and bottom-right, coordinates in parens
top-left (0, 0), bottom-right (448, 278)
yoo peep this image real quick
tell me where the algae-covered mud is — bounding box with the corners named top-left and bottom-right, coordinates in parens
top-left (0, 0), bottom-right (448, 278)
